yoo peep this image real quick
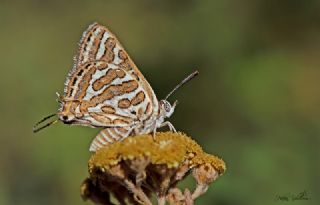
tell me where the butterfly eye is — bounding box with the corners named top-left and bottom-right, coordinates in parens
top-left (164, 102), bottom-right (171, 112)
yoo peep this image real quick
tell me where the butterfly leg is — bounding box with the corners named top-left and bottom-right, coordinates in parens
top-left (152, 127), bottom-right (157, 140)
top-left (160, 121), bottom-right (177, 132)
top-left (151, 121), bottom-right (176, 140)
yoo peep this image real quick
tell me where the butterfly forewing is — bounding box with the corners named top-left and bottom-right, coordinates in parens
top-left (68, 23), bottom-right (158, 108)
top-left (35, 22), bottom-right (195, 152)
top-left (60, 23), bottom-right (160, 150)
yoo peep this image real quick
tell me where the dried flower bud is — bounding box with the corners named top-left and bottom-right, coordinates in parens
top-left (193, 163), bottom-right (219, 185)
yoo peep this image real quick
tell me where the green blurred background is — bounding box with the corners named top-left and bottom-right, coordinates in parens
top-left (1, 0), bottom-right (319, 204)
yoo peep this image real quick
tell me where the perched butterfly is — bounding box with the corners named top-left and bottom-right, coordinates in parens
top-left (33, 22), bottom-right (198, 152)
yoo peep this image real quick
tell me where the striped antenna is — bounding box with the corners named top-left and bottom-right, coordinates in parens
top-left (165, 70), bottom-right (199, 100)
top-left (33, 113), bottom-right (58, 133)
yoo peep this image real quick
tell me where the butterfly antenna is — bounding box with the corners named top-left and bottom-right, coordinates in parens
top-left (165, 70), bottom-right (199, 100)
top-left (33, 113), bottom-right (58, 133)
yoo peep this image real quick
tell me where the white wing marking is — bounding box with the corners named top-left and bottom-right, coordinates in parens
top-left (96, 31), bottom-right (110, 59)
top-left (113, 45), bottom-right (122, 64)
top-left (82, 27), bottom-right (102, 63)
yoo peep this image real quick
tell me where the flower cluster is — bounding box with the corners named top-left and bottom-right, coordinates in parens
top-left (81, 132), bottom-right (226, 205)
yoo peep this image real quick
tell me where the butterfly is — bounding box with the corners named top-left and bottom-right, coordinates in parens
top-left (33, 22), bottom-right (198, 152)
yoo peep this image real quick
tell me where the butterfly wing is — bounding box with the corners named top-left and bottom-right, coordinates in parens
top-left (63, 61), bottom-right (155, 127)
top-left (60, 23), bottom-right (160, 150)
top-left (71, 22), bottom-right (158, 111)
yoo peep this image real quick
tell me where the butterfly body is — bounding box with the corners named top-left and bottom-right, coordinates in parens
top-left (57, 23), bottom-right (178, 150)
top-left (34, 22), bottom-right (198, 152)
top-left (58, 80), bottom-right (176, 152)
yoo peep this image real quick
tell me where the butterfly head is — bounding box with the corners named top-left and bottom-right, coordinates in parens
top-left (159, 70), bottom-right (198, 120)
top-left (159, 100), bottom-right (178, 118)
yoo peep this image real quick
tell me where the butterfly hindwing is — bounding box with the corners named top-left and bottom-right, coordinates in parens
top-left (65, 60), bottom-right (154, 128)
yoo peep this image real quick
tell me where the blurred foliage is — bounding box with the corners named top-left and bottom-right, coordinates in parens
top-left (0, 0), bottom-right (319, 204)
